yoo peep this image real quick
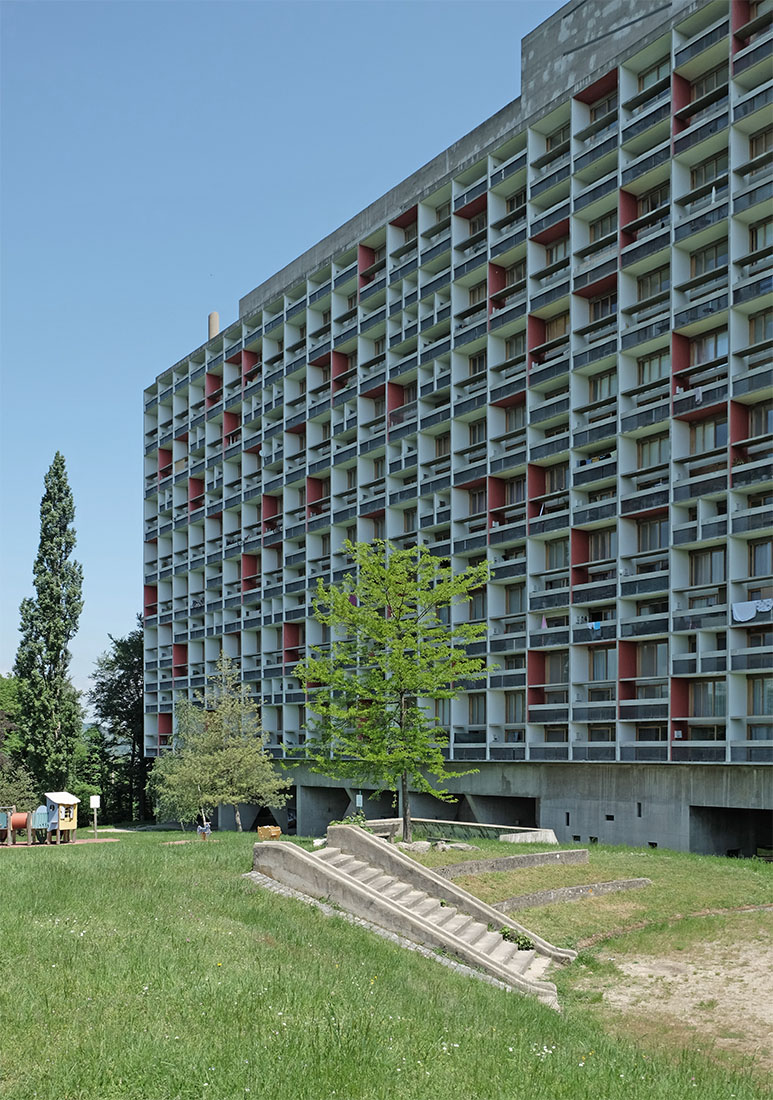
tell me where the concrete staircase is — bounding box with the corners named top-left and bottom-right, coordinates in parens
top-left (252, 825), bottom-right (576, 1009)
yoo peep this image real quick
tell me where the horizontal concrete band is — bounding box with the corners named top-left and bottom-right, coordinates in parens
top-left (435, 848), bottom-right (589, 879)
top-left (493, 877), bottom-right (653, 912)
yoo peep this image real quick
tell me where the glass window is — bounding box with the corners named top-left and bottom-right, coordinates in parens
top-left (637, 432), bottom-right (670, 466)
top-left (469, 281), bottom-right (487, 306)
top-left (544, 312), bottom-right (570, 341)
top-left (590, 646), bottom-right (617, 681)
top-left (505, 332), bottom-right (525, 359)
top-left (637, 349), bottom-right (670, 384)
top-left (469, 693), bottom-right (486, 725)
top-left (469, 212), bottom-right (487, 235)
top-left (749, 401), bottom-right (773, 437)
top-left (436, 201), bottom-right (451, 222)
top-left (589, 91), bottom-right (618, 121)
top-left (469, 488), bottom-right (486, 514)
top-left (589, 369), bottom-right (617, 402)
top-left (690, 152), bottom-right (729, 190)
top-left (588, 527), bottom-right (617, 560)
top-left (505, 189), bottom-right (526, 213)
top-left (505, 404), bottom-right (525, 432)
top-left (403, 508), bottom-right (416, 533)
top-left (637, 266), bottom-right (670, 300)
top-left (504, 260), bottom-right (526, 286)
top-left (589, 211), bottom-right (617, 242)
top-left (545, 237), bottom-right (570, 265)
top-left (750, 218), bottom-right (773, 252)
top-left (638, 517), bottom-right (669, 552)
top-left (590, 293), bottom-right (617, 321)
top-left (637, 182), bottom-right (669, 215)
top-left (750, 539), bottom-right (773, 577)
top-left (545, 121), bottom-right (570, 151)
top-left (545, 463), bottom-right (568, 493)
top-left (749, 677), bottom-right (773, 715)
top-left (691, 64), bottom-right (727, 100)
top-left (637, 641), bottom-right (668, 677)
top-left (505, 477), bottom-right (525, 504)
top-left (505, 692), bottom-right (525, 724)
top-left (546, 538), bottom-right (569, 570)
top-left (469, 587), bottom-right (486, 620)
top-left (545, 650), bottom-right (569, 683)
top-left (435, 433), bottom-right (450, 457)
top-left (505, 584), bottom-right (524, 613)
top-left (469, 419), bottom-right (486, 445)
top-left (690, 680), bottom-right (726, 718)
top-left (690, 329), bottom-right (728, 364)
top-left (434, 698), bottom-right (450, 726)
top-left (749, 308), bottom-right (773, 345)
top-left (690, 241), bottom-right (728, 277)
top-left (469, 350), bottom-right (487, 376)
top-left (690, 417), bottom-right (728, 453)
top-left (689, 547), bottom-right (725, 585)
top-left (750, 126), bottom-right (773, 160)
top-left (638, 57), bottom-right (670, 91)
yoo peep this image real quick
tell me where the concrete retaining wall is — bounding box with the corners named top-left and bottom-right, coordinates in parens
top-left (436, 848), bottom-right (589, 880)
top-left (493, 878), bottom-right (652, 912)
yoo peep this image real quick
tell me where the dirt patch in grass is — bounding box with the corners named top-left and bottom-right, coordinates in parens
top-left (572, 912), bottom-right (773, 1078)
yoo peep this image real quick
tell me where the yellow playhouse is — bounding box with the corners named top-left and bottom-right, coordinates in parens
top-left (44, 792), bottom-right (80, 844)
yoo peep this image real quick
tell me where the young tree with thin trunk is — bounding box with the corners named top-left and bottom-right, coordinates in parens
top-left (148, 653), bottom-right (290, 831)
top-left (14, 452), bottom-right (84, 789)
top-left (296, 541), bottom-right (491, 842)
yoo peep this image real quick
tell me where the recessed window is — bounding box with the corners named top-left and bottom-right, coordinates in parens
top-left (638, 57), bottom-right (669, 91)
top-left (690, 417), bottom-right (727, 454)
top-left (637, 349), bottom-right (670, 384)
top-left (637, 266), bottom-right (669, 300)
top-left (690, 241), bottom-right (728, 277)
top-left (545, 537), bottom-right (569, 570)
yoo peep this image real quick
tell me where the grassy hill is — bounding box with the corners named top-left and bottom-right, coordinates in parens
top-left (0, 831), bottom-right (769, 1100)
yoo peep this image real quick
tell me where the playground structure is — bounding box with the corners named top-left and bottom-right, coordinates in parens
top-left (0, 792), bottom-right (81, 846)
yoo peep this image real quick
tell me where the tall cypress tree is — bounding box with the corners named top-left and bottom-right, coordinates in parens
top-left (14, 452), bottom-right (84, 788)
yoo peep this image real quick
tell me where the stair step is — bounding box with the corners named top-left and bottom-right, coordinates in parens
top-left (458, 920), bottom-right (490, 946)
top-left (316, 846), bottom-right (342, 861)
top-left (415, 897), bottom-right (445, 919)
top-left (441, 913), bottom-right (475, 938)
top-left (382, 881), bottom-right (413, 902)
top-left (522, 954), bottom-right (552, 983)
top-left (506, 948), bottom-right (536, 976)
top-left (465, 928), bottom-right (504, 955)
top-left (364, 872), bottom-right (394, 893)
top-left (353, 865), bottom-right (384, 886)
top-left (489, 937), bottom-right (519, 967)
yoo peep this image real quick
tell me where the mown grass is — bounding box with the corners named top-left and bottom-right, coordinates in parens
top-left (416, 842), bottom-right (773, 947)
top-left (0, 833), bottom-right (768, 1100)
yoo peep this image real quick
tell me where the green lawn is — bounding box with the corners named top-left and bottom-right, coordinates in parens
top-left (0, 832), bottom-right (768, 1100)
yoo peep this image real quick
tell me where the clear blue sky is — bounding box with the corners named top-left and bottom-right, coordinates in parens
top-left (1, 0), bottom-right (565, 698)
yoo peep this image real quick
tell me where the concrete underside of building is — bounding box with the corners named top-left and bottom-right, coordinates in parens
top-left (216, 762), bottom-right (773, 856)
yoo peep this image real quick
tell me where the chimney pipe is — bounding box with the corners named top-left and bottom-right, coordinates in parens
top-left (208, 311), bottom-right (219, 340)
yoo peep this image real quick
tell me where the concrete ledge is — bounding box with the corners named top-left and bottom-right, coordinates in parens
top-left (493, 878), bottom-right (653, 913)
top-left (436, 849), bottom-right (589, 880)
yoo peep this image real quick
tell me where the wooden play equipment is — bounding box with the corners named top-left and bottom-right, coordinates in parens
top-left (43, 792), bottom-right (81, 844)
top-left (0, 806), bottom-right (35, 846)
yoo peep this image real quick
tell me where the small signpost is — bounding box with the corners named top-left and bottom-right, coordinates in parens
top-left (90, 795), bottom-right (100, 840)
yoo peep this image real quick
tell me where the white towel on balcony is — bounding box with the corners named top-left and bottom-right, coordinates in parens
top-left (757, 598), bottom-right (773, 613)
top-left (731, 601), bottom-right (757, 622)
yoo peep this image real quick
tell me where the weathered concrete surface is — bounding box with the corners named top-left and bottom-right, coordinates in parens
top-left (435, 848), bottom-right (589, 881)
top-left (500, 829), bottom-right (558, 845)
top-left (492, 878), bottom-right (653, 913)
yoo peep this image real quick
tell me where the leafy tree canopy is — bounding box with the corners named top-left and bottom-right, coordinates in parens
top-left (148, 653), bottom-right (290, 831)
top-left (295, 541), bottom-right (491, 841)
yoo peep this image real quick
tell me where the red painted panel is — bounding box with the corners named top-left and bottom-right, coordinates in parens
top-left (672, 332), bottom-right (690, 386)
top-left (456, 193), bottom-right (487, 220)
top-left (729, 400), bottom-right (748, 443)
top-left (241, 350), bottom-right (259, 383)
top-left (487, 476), bottom-right (505, 513)
top-left (391, 205), bottom-right (417, 229)
top-left (188, 478), bottom-right (204, 512)
top-left (331, 350), bottom-right (348, 382)
top-left (574, 68), bottom-right (618, 105)
top-left (387, 382), bottom-right (403, 412)
top-left (144, 585), bottom-right (157, 615)
top-left (670, 678), bottom-right (689, 718)
top-left (527, 651), bottom-right (545, 707)
top-left (241, 554), bottom-right (258, 592)
top-left (732, 0), bottom-right (751, 50)
top-left (619, 188), bottom-right (638, 248)
top-left (527, 315), bottom-right (545, 374)
top-left (490, 388), bottom-right (526, 410)
top-left (573, 272), bottom-right (617, 300)
top-left (158, 448), bottom-right (172, 480)
top-left (488, 263), bottom-right (506, 312)
top-left (530, 217), bottom-right (570, 246)
top-left (158, 713), bottom-right (172, 736)
top-left (618, 641), bottom-right (636, 685)
top-left (672, 73), bottom-right (691, 134)
top-left (527, 464), bottom-right (545, 519)
top-left (358, 243), bottom-right (375, 289)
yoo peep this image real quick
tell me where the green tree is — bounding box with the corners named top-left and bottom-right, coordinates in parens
top-left (296, 541), bottom-right (491, 842)
top-left (0, 759), bottom-right (39, 814)
top-left (14, 453), bottom-right (84, 789)
top-left (148, 653), bottom-right (290, 831)
top-left (89, 617), bottom-right (149, 820)
top-left (0, 674), bottom-right (22, 759)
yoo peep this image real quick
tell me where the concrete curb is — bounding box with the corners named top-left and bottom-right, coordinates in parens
top-left (435, 848), bottom-right (589, 880)
top-left (492, 878), bottom-right (653, 912)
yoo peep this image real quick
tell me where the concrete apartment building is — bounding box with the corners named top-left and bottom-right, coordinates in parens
top-left (143, 0), bottom-right (773, 853)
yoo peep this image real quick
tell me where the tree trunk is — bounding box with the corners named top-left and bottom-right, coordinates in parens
top-left (401, 770), bottom-right (411, 843)
top-left (234, 804), bottom-right (243, 832)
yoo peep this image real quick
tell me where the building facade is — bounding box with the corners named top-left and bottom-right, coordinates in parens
top-left (143, 0), bottom-right (773, 852)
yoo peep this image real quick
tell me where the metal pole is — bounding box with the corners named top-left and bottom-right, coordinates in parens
top-left (93, 807), bottom-right (98, 840)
